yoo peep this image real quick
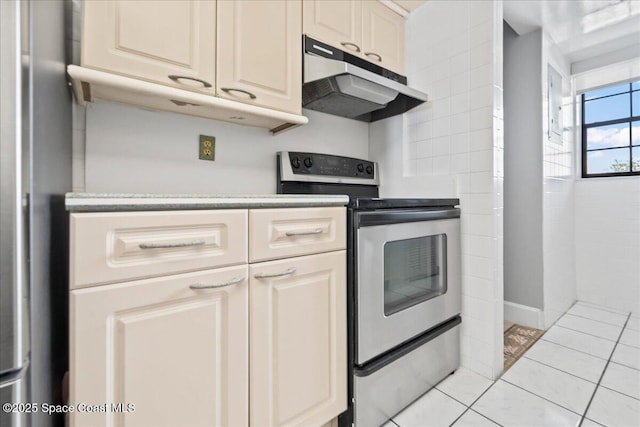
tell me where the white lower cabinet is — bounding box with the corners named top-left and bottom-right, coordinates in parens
top-left (70, 265), bottom-right (249, 427)
top-left (250, 251), bottom-right (347, 427)
top-left (70, 207), bottom-right (346, 427)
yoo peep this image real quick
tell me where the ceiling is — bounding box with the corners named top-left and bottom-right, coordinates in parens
top-left (503, 0), bottom-right (640, 65)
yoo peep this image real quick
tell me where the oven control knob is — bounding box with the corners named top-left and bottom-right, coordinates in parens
top-left (366, 165), bottom-right (373, 174)
top-left (291, 156), bottom-right (300, 168)
top-left (304, 157), bottom-right (313, 168)
top-left (357, 163), bottom-right (364, 172)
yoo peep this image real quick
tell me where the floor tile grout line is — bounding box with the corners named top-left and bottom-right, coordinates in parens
top-left (468, 408), bottom-right (503, 426)
top-left (449, 378), bottom-right (504, 427)
top-left (578, 313), bottom-right (632, 427)
top-left (597, 383), bottom-right (640, 402)
top-left (582, 416), bottom-right (607, 426)
top-left (436, 388), bottom-right (479, 410)
top-left (539, 337), bottom-right (610, 362)
top-left (554, 324), bottom-right (622, 343)
top-left (574, 302), bottom-right (631, 316)
top-left (565, 312), bottom-right (627, 328)
top-left (499, 378), bottom-right (586, 417)
top-left (554, 323), bottom-right (622, 343)
top-left (520, 355), bottom-right (600, 385)
top-left (607, 358), bottom-right (640, 372)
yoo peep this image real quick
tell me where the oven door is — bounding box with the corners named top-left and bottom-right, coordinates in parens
top-left (355, 208), bottom-right (461, 365)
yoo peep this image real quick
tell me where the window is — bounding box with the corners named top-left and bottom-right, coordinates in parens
top-left (582, 81), bottom-right (640, 177)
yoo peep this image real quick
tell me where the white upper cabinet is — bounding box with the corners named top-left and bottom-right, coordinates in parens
top-left (303, 0), bottom-right (363, 55)
top-left (362, 0), bottom-right (405, 74)
top-left (303, 0), bottom-right (405, 74)
top-left (82, 0), bottom-right (216, 94)
top-left (216, 0), bottom-right (302, 114)
top-left (77, 0), bottom-right (307, 132)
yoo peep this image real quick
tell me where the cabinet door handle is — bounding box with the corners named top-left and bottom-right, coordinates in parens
top-left (285, 228), bottom-right (323, 237)
top-left (364, 52), bottom-right (382, 62)
top-left (168, 75), bottom-right (213, 88)
top-left (220, 87), bottom-right (257, 99)
top-left (190, 276), bottom-right (245, 290)
top-left (341, 41), bottom-right (361, 52)
top-left (254, 267), bottom-right (297, 279)
top-left (138, 240), bottom-right (206, 250)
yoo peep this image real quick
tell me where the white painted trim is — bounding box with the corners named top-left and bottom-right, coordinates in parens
top-left (504, 301), bottom-right (544, 330)
top-left (379, 0), bottom-right (409, 18)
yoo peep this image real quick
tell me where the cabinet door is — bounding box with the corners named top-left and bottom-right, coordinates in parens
top-left (250, 251), bottom-right (347, 427)
top-left (303, 0), bottom-right (362, 56)
top-left (70, 265), bottom-right (248, 427)
top-left (216, 0), bottom-right (302, 114)
top-left (82, 0), bottom-right (216, 93)
top-left (362, 1), bottom-right (404, 74)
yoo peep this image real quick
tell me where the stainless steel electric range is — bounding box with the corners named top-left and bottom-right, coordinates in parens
top-left (277, 151), bottom-right (462, 427)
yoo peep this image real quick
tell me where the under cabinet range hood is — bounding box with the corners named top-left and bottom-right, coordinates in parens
top-left (303, 36), bottom-right (428, 122)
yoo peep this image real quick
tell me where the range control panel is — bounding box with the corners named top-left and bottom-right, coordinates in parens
top-left (286, 151), bottom-right (375, 179)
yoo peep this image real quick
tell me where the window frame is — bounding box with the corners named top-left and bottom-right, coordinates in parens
top-left (581, 82), bottom-right (640, 178)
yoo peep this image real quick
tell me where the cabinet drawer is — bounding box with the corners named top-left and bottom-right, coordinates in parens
top-left (249, 207), bottom-right (345, 262)
top-left (70, 210), bottom-right (247, 289)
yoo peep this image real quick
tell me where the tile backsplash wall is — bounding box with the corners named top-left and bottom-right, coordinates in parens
top-left (398, 0), bottom-right (504, 379)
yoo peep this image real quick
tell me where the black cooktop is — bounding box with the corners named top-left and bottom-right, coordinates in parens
top-left (349, 198), bottom-right (460, 210)
top-left (277, 151), bottom-right (460, 210)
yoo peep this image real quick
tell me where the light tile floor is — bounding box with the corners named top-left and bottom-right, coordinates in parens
top-left (384, 302), bottom-right (640, 427)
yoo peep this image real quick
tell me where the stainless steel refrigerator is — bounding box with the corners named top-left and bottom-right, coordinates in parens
top-left (1, 0), bottom-right (71, 426)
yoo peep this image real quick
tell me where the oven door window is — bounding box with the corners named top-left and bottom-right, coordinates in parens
top-left (383, 234), bottom-right (447, 316)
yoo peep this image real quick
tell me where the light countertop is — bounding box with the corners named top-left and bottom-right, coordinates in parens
top-left (65, 193), bottom-right (350, 212)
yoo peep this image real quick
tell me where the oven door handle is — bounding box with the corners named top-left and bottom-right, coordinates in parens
top-left (356, 208), bottom-right (460, 228)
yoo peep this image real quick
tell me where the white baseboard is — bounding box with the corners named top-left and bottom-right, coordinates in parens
top-left (504, 301), bottom-right (545, 330)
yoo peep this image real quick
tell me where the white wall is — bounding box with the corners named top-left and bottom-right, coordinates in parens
top-left (370, 0), bottom-right (504, 380)
top-left (541, 31), bottom-right (576, 328)
top-left (502, 23), bottom-right (576, 330)
top-left (503, 25), bottom-right (544, 310)
top-left (81, 102), bottom-right (369, 194)
top-left (573, 59), bottom-right (640, 315)
top-left (575, 179), bottom-right (640, 312)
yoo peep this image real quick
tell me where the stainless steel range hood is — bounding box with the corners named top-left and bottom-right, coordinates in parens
top-left (303, 36), bottom-right (428, 122)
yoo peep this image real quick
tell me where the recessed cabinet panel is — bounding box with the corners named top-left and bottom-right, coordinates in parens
top-left (217, 0), bottom-right (302, 114)
top-left (250, 251), bottom-right (347, 426)
top-left (303, 0), bottom-right (362, 55)
top-left (82, 0), bottom-right (216, 93)
top-left (70, 265), bottom-right (249, 427)
top-left (70, 210), bottom-right (247, 288)
top-left (362, 1), bottom-right (404, 74)
top-left (249, 207), bottom-right (346, 262)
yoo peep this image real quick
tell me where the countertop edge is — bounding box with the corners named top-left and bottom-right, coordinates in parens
top-left (65, 193), bottom-right (350, 212)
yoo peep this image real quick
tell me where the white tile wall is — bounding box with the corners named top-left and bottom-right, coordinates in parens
top-left (541, 33), bottom-right (577, 328)
top-left (401, 0), bottom-right (504, 379)
top-left (575, 177), bottom-right (640, 313)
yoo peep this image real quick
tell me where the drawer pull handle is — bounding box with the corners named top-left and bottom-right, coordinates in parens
top-left (190, 276), bottom-right (245, 290)
top-left (138, 240), bottom-right (206, 250)
top-left (220, 87), bottom-right (257, 99)
top-left (254, 267), bottom-right (297, 279)
top-left (168, 75), bottom-right (213, 88)
top-left (285, 228), bottom-right (323, 237)
top-left (364, 52), bottom-right (382, 62)
top-left (341, 41), bottom-right (361, 52)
